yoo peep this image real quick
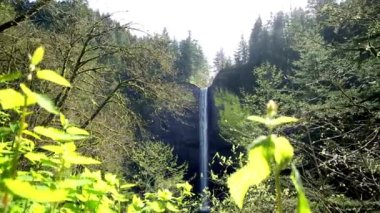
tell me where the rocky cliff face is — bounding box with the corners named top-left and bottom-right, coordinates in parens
top-left (145, 80), bottom-right (233, 191)
top-left (145, 83), bottom-right (201, 182)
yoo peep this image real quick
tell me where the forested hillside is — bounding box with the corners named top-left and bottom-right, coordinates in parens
top-left (210, 0), bottom-right (379, 212)
top-left (0, 0), bottom-right (210, 211)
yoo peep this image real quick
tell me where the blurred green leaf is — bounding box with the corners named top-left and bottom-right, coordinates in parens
top-left (147, 201), bottom-right (165, 212)
top-left (247, 115), bottom-right (266, 124)
top-left (60, 113), bottom-right (69, 128)
top-left (0, 89), bottom-right (35, 109)
top-left (120, 183), bottom-right (137, 189)
top-left (36, 93), bottom-right (59, 114)
top-left (31, 46), bottom-right (44, 66)
top-left (36, 70), bottom-right (71, 87)
top-left (66, 126), bottom-right (89, 136)
top-left (0, 71), bottom-right (22, 83)
top-left (34, 126), bottom-right (88, 141)
top-left (25, 152), bottom-right (47, 163)
top-left (22, 129), bottom-right (41, 140)
top-left (272, 135), bottom-right (294, 169)
top-left (4, 179), bottom-right (68, 202)
top-left (227, 145), bottom-right (272, 209)
top-left (166, 202), bottom-right (179, 212)
top-left (270, 116), bottom-right (298, 127)
top-left (291, 165), bottom-right (312, 213)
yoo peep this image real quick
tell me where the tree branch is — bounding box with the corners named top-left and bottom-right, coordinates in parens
top-left (81, 79), bottom-right (135, 128)
top-left (0, 0), bottom-right (52, 33)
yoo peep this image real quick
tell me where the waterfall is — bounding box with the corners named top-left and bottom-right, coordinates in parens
top-left (199, 87), bottom-right (209, 211)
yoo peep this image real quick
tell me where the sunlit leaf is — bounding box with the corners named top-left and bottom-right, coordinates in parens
top-left (120, 183), bottom-right (136, 189)
top-left (34, 126), bottom-right (88, 141)
top-left (158, 189), bottom-right (173, 201)
top-left (57, 179), bottom-right (92, 189)
top-left (36, 70), bottom-right (71, 87)
top-left (105, 173), bottom-right (118, 186)
top-left (176, 182), bottom-right (192, 195)
top-left (272, 135), bottom-right (294, 168)
top-left (130, 195), bottom-right (144, 210)
top-left (4, 179), bottom-right (68, 202)
top-left (42, 143), bottom-right (76, 155)
top-left (41, 145), bottom-right (63, 154)
top-left (25, 152), bottom-right (47, 163)
top-left (127, 205), bottom-right (140, 213)
top-left (247, 115), bottom-right (266, 124)
top-left (147, 201), bottom-right (165, 212)
top-left (60, 113), bottom-right (69, 128)
top-left (20, 137), bottom-right (35, 152)
top-left (63, 141), bottom-right (76, 152)
top-left (246, 145), bottom-right (272, 179)
top-left (247, 135), bottom-right (268, 150)
top-left (0, 127), bottom-right (13, 138)
top-left (80, 168), bottom-right (102, 180)
top-left (31, 46), bottom-right (44, 66)
top-left (166, 202), bottom-right (179, 212)
top-left (22, 129), bottom-right (41, 140)
top-left (65, 155), bottom-right (101, 165)
top-left (270, 116), bottom-right (298, 127)
top-left (0, 89), bottom-right (35, 109)
top-left (66, 126), bottom-right (89, 136)
top-left (227, 165), bottom-right (251, 209)
top-left (291, 165), bottom-right (312, 213)
top-left (9, 123), bottom-right (19, 133)
top-left (91, 179), bottom-right (109, 192)
top-left (36, 93), bottom-right (59, 114)
top-left (97, 203), bottom-right (113, 213)
top-left (30, 203), bottom-right (46, 213)
top-left (227, 145), bottom-right (272, 209)
top-left (0, 141), bottom-right (11, 151)
top-left (20, 83), bottom-right (37, 103)
top-left (0, 71), bottom-right (22, 83)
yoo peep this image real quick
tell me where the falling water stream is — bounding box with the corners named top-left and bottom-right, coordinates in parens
top-left (199, 87), bottom-right (209, 212)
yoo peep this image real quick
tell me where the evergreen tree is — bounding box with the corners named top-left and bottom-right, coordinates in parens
top-left (234, 35), bottom-right (249, 65)
top-left (248, 17), bottom-right (263, 63)
top-left (214, 48), bottom-right (229, 72)
top-left (176, 31), bottom-right (209, 86)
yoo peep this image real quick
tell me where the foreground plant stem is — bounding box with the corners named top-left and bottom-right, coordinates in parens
top-left (275, 168), bottom-right (283, 213)
top-left (10, 98), bottom-right (27, 178)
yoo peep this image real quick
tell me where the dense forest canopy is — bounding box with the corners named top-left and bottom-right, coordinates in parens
top-left (212, 0), bottom-right (379, 211)
top-left (0, 0), bottom-right (379, 212)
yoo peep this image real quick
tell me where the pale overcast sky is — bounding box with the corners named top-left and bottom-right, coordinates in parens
top-left (87, 0), bottom-right (308, 64)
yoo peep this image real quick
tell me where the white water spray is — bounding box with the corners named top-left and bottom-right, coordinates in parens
top-left (199, 87), bottom-right (209, 211)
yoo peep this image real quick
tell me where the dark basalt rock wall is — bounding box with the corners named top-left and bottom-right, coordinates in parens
top-left (145, 83), bottom-right (201, 182)
top-left (145, 79), bottom-right (234, 191)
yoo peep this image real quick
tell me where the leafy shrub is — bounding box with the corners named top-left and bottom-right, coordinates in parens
top-left (0, 47), bottom-right (193, 212)
top-left (227, 100), bottom-right (311, 213)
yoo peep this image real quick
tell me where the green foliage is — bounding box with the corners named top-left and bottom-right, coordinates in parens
top-left (0, 47), bottom-right (193, 212)
top-left (176, 32), bottom-right (210, 87)
top-left (1, 0), bottom-right (196, 179)
top-left (126, 140), bottom-right (188, 192)
top-left (213, 89), bottom-right (251, 145)
top-left (291, 165), bottom-right (311, 213)
top-left (227, 100), bottom-right (310, 212)
top-left (242, 63), bottom-right (296, 116)
top-left (213, 1), bottom-right (380, 211)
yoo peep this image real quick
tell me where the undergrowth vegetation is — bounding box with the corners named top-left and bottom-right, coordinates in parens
top-left (0, 47), bottom-right (193, 212)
